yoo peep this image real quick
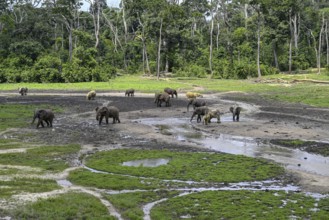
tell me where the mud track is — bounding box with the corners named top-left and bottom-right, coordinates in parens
top-left (1, 91), bottom-right (329, 194)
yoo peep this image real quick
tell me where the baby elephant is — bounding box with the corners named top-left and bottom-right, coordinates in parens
top-left (18, 87), bottom-right (28, 96)
top-left (187, 98), bottom-right (206, 111)
top-left (203, 109), bottom-right (221, 125)
top-left (125, 89), bottom-right (135, 97)
top-left (164, 88), bottom-right (177, 98)
top-left (230, 106), bottom-right (242, 122)
top-left (86, 90), bottom-right (96, 100)
top-left (190, 106), bottom-right (209, 123)
top-left (31, 109), bottom-right (54, 128)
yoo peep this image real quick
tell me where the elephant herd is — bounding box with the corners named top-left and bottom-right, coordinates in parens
top-left (24, 86), bottom-right (241, 129)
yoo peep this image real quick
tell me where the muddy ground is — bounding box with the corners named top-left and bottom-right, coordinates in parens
top-left (1, 90), bottom-right (329, 193)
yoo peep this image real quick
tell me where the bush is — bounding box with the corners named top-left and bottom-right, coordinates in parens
top-left (174, 64), bottom-right (207, 78)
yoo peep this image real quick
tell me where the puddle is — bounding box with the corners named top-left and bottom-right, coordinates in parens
top-left (122, 158), bottom-right (170, 167)
top-left (137, 118), bottom-right (329, 177)
top-left (57, 179), bottom-right (73, 187)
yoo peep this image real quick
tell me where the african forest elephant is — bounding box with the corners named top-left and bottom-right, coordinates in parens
top-left (186, 92), bottom-right (203, 99)
top-left (95, 106), bottom-right (120, 125)
top-left (203, 109), bottom-right (221, 125)
top-left (164, 88), bottom-right (177, 98)
top-left (125, 89), bottom-right (135, 97)
top-left (32, 109), bottom-right (54, 128)
top-left (190, 106), bottom-right (209, 123)
top-left (230, 106), bottom-right (242, 122)
top-left (155, 92), bottom-right (171, 107)
top-left (187, 98), bottom-right (206, 111)
top-left (18, 87), bottom-right (28, 96)
top-left (86, 90), bottom-right (96, 100)
top-left (95, 106), bottom-right (110, 125)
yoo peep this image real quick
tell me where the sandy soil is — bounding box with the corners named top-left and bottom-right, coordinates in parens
top-left (1, 90), bottom-right (329, 193)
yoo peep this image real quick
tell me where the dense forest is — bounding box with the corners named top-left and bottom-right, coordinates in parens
top-left (0, 0), bottom-right (329, 83)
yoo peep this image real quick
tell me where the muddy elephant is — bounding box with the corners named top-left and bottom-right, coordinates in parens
top-left (187, 98), bottom-right (206, 111)
top-left (86, 90), bottom-right (96, 100)
top-left (203, 109), bottom-right (221, 125)
top-left (18, 87), bottom-right (28, 96)
top-left (95, 106), bottom-right (110, 125)
top-left (164, 88), bottom-right (177, 98)
top-left (31, 109), bottom-right (54, 128)
top-left (125, 89), bottom-right (135, 97)
top-left (95, 106), bottom-right (120, 125)
top-left (107, 106), bottom-right (121, 123)
top-left (155, 92), bottom-right (171, 107)
top-left (230, 106), bottom-right (242, 122)
top-left (190, 106), bottom-right (209, 123)
top-left (186, 92), bottom-right (203, 99)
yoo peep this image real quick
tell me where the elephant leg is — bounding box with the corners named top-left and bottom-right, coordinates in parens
top-left (105, 116), bottom-right (109, 124)
top-left (197, 114), bottom-right (202, 123)
top-left (236, 114), bottom-right (239, 122)
top-left (117, 117), bottom-right (120, 123)
top-left (99, 115), bottom-right (104, 125)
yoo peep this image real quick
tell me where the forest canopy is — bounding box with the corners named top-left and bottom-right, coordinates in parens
top-left (0, 0), bottom-right (329, 83)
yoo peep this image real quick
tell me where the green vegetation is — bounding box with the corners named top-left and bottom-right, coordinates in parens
top-left (8, 193), bottom-right (115, 220)
top-left (0, 144), bottom-right (80, 172)
top-left (84, 149), bottom-right (284, 183)
top-left (105, 191), bottom-right (180, 220)
top-left (0, 178), bottom-right (59, 199)
top-left (151, 190), bottom-right (327, 219)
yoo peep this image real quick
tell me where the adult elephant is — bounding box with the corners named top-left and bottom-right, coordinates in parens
top-left (31, 109), bottom-right (55, 128)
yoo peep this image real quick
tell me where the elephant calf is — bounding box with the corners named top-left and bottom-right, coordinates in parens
top-left (230, 106), bottom-right (242, 122)
top-left (125, 89), bottom-right (135, 97)
top-left (32, 109), bottom-right (54, 128)
top-left (164, 87), bottom-right (178, 98)
top-left (86, 90), bottom-right (96, 100)
top-left (187, 98), bottom-right (206, 111)
top-left (190, 106), bottom-right (209, 123)
top-left (203, 109), bottom-right (221, 125)
top-left (18, 87), bottom-right (28, 96)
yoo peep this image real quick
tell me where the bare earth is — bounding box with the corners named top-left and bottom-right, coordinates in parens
top-left (1, 90), bottom-right (329, 194)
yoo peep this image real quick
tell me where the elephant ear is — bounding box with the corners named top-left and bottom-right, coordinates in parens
top-left (95, 107), bottom-right (99, 112)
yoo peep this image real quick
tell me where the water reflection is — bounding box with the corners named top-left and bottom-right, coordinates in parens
top-left (122, 158), bottom-right (170, 167)
top-left (137, 117), bottom-right (329, 177)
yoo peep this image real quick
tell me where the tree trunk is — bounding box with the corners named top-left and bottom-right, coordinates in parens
top-left (326, 20), bottom-right (329, 66)
top-left (273, 43), bottom-right (279, 70)
top-left (216, 22), bottom-right (220, 50)
top-left (256, 11), bottom-right (261, 78)
top-left (288, 39), bottom-right (292, 73)
top-left (157, 18), bottom-right (163, 80)
top-left (209, 0), bottom-right (214, 78)
top-left (317, 14), bottom-right (325, 74)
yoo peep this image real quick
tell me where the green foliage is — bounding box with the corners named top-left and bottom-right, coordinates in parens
top-left (84, 149), bottom-right (284, 183)
top-left (11, 193), bottom-right (114, 220)
top-left (151, 191), bottom-right (322, 220)
top-left (174, 64), bottom-right (208, 78)
top-left (0, 144), bottom-right (80, 172)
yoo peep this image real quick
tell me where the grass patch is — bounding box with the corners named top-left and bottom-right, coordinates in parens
top-left (151, 190), bottom-right (324, 219)
top-left (0, 144), bottom-right (80, 172)
top-left (0, 178), bottom-right (59, 199)
top-left (85, 149), bottom-right (284, 183)
top-left (0, 104), bottom-right (62, 131)
top-left (105, 190), bottom-right (180, 220)
top-left (7, 193), bottom-right (114, 220)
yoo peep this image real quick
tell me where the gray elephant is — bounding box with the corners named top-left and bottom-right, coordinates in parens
top-left (164, 88), bottom-right (177, 98)
top-left (125, 89), bottom-right (135, 97)
top-left (95, 106), bottom-right (110, 125)
top-left (31, 109), bottom-right (54, 128)
top-left (155, 92), bottom-right (171, 107)
top-left (187, 98), bottom-right (206, 111)
top-left (190, 106), bottom-right (209, 123)
top-left (18, 87), bottom-right (28, 96)
top-left (203, 109), bottom-right (221, 125)
top-left (230, 106), bottom-right (242, 122)
top-left (107, 106), bottom-right (121, 123)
